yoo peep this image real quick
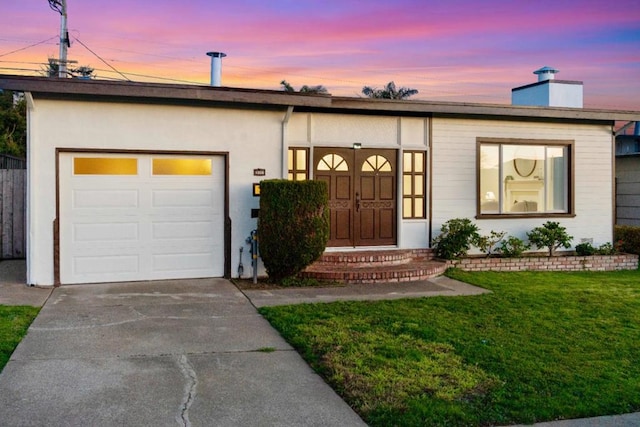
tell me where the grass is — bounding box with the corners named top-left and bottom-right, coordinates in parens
top-left (0, 305), bottom-right (39, 372)
top-left (259, 269), bottom-right (640, 426)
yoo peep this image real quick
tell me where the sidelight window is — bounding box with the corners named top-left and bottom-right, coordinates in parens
top-left (287, 147), bottom-right (309, 181)
top-left (402, 151), bottom-right (426, 219)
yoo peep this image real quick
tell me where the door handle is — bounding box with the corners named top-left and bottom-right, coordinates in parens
top-left (355, 192), bottom-right (360, 212)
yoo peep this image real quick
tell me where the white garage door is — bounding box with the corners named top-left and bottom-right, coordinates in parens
top-left (59, 153), bottom-right (225, 284)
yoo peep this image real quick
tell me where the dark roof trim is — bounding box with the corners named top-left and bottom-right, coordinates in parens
top-left (2, 74), bottom-right (639, 122)
top-left (0, 74), bottom-right (331, 109)
top-left (512, 79), bottom-right (584, 92)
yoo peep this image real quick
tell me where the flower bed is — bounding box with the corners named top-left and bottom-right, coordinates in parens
top-left (446, 253), bottom-right (639, 272)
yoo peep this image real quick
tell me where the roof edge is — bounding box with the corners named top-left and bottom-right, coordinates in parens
top-left (1, 74), bottom-right (638, 122)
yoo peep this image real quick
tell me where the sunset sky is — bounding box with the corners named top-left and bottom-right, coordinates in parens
top-left (1, 0), bottom-right (638, 110)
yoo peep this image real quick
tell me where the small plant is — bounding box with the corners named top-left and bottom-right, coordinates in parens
top-left (432, 218), bottom-right (480, 260)
top-left (614, 225), bottom-right (640, 255)
top-left (498, 236), bottom-right (530, 258)
top-left (596, 242), bottom-right (617, 255)
top-left (527, 221), bottom-right (573, 257)
top-left (575, 242), bottom-right (596, 256)
top-left (475, 230), bottom-right (507, 257)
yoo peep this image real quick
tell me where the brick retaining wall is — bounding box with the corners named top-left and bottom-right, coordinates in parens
top-left (446, 254), bottom-right (639, 272)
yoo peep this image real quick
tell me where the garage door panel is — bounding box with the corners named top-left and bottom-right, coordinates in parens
top-left (73, 189), bottom-right (140, 209)
top-left (152, 221), bottom-right (214, 240)
top-left (60, 153), bottom-right (225, 284)
top-left (74, 255), bottom-right (140, 276)
top-left (74, 222), bottom-right (140, 242)
top-left (152, 251), bottom-right (216, 273)
top-left (152, 189), bottom-right (215, 208)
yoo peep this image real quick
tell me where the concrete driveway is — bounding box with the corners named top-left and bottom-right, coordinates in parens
top-left (0, 278), bottom-right (365, 427)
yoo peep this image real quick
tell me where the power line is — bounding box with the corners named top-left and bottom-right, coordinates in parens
top-left (72, 36), bottom-right (131, 81)
top-left (0, 36), bottom-right (58, 58)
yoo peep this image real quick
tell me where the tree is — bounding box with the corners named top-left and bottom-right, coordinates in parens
top-left (41, 58), bottom-right (95, 79)
top-left (258, 180), bottom-right (329, 282)
top-left (362, 81), bottom-right (418, 100)
top-left (0, 91), bottom-right (27, 158)
top-left (527, 221), bottom-right (573, 256)
top-left (42, 58), bottom-right (60, 78)
top-left (71, 66), bottom-right (95, 79)
top-left (280, 80), bottom-right (328, 94)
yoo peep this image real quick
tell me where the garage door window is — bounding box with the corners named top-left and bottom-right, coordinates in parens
top-left (74, 158), bottom-right (138, 175)
top-left (152, 158), bottom-right (212, 175)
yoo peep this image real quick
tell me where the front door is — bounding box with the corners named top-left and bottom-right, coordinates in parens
top-left (314, 147), bottom-right (397, 247)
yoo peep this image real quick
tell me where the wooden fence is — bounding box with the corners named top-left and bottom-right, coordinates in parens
top-left (1, 169), bottom-right (26, 259)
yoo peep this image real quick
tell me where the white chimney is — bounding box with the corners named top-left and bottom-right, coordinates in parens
top-left (206, 51), bottom-right (226, 87)
top-left (512, 66), bottom-right (583, 108)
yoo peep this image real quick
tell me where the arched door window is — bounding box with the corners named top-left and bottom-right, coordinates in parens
top-left (361, 155), bottom-right (392, 172)
top-left (317, 153), bottom-right (349, 171)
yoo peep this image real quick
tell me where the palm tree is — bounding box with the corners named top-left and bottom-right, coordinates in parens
top-left (362, 81), bottom-right (418, 100)
top-left (280, 80), bottom-right (328, 94)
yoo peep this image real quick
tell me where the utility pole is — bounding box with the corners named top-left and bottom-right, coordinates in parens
top-left (48, 0), bottom-right (70, 78)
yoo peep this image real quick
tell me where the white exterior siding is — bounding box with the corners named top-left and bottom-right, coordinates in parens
top-left (431, 118), bottom-right (613, 250)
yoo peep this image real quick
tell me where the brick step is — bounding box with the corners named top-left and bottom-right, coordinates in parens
top-left (301, 258), bottom-right (447, 284)
top-left (314, 249), bottom-right (434, 268)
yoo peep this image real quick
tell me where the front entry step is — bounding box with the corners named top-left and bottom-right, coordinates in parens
top-left (301, 249), bottom-right (447, 284)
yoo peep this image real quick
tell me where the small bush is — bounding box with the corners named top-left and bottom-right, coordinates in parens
top-left (475, 230), bottom-right (507, 257)
top-left (614, 225), bottom-right (640, 255)
top-left (575, 242), bottom-right (596, 256)
top-left (432, 218), bottom-right (480, 260)
top-left (498, 236), bottom-right (530, 258)
top-left (596, 242), bottom-right (617, 255)
top-left (258, 180), bottom-right (329, 282)
top-left (527, 221), bottom-right (573, 257)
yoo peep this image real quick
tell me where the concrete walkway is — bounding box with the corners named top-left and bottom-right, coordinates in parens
top-left (0, 275), bottom-right (365, 426)
top-left (1, 260), bottom-right (639, 426)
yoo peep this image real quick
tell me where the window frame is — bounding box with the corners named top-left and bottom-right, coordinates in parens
top-left (402, 150), bottom-right (427, 219)
top-left (287, 147), bottom-right (309, 181)
top-left (476, 138), bottom-right (575, 219)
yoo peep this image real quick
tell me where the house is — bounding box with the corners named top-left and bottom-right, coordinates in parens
top-left (615, 126), bottom-right (640, 226)
top-left (0, 74), bottom-right (638, 286)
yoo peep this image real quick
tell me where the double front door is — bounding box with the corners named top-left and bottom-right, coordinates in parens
top-left (314, 148), bottom-right (397, 247)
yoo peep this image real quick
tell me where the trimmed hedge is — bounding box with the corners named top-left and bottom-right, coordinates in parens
top-left (614, 225), bottom-right (640, 255)
top-left (258, 179), bottom-right (329, 282)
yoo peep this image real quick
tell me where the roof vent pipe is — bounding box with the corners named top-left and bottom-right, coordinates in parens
top-left (533, 66), bottom-right (559, 82)
top-left (206, 51), bottom-right (226, 87)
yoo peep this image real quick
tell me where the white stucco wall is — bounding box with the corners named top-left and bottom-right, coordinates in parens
top-left (28, 98), bottom-right (286, 285)
top-left (431, 117), bottom-right (613, 251)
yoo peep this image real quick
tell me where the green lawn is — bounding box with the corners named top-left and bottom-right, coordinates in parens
top-left (0, 305), bottom-right (39, 372)
top-left (259, 270), bottom-right (640, 427)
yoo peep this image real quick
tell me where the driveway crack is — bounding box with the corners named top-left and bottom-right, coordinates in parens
top-left (176, 354), bottom-right (198, 427)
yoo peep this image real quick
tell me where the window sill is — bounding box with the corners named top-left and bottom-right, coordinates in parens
top-left (476, 213), bottom-right (576, 220)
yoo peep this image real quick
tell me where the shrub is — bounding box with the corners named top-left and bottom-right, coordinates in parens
top-left (258, 180), bottom-right (329, 282)
top-left (475, 230), bottom-right (507, 257)
top-left (498, 236), bottom-right (530, 258)
top-left (432, 218), bottom-right (480, 260)
top-left (575, 242), bottom-right (596, 256)
top-left (527, 221), bottom-right (573, 257)
top-left (614, 225), bottom-right (640, 255)
top-left (596, 242), bottom-right (617, 255)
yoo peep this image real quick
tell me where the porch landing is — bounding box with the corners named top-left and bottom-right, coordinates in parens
top-left (301, 249), bottom-right (447, 284)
